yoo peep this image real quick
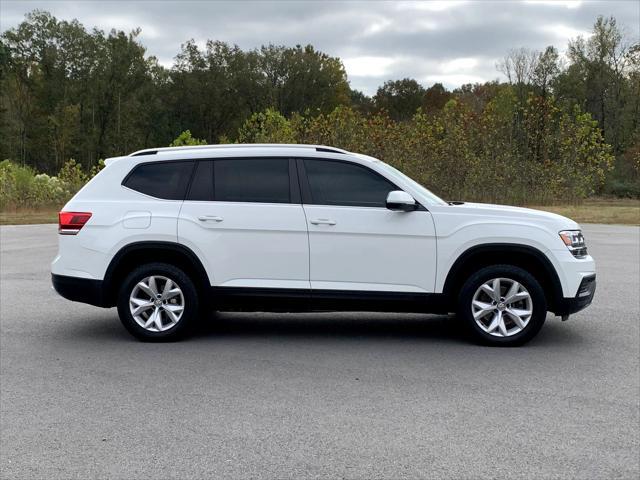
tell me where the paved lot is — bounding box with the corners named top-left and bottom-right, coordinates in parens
top-left (0, 223), bottom-right (638, 479)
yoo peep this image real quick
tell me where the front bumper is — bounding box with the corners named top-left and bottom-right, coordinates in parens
top-left (51, 274), bottom-right (108, 307)
top-left (553, 274), bottom-right (596, 316)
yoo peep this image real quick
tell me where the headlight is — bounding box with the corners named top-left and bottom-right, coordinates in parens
top-left (559, 230), bottom-right (587, 258)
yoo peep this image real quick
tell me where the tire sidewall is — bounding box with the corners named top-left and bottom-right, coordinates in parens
top-left (117, 262), bottom-right (199, 341)
top-left (458, 265), bottom-right (547, 346)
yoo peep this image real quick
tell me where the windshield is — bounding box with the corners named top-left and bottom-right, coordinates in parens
top-left (376, 162), bottom-right (447, 206)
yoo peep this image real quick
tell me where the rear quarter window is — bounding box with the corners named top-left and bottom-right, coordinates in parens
top-left (123, 161), bottom-right (194, 200)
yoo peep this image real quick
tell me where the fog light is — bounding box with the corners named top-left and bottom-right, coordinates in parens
top-left (577, 276), bottom-right (596, 297)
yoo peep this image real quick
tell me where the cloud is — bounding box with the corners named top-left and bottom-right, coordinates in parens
top-left (395, 1), bottom-right (470, 13)
top-left (1, 0), bottom-right (638, 94)
top-left (541, 23), bottom-right (592, 41)
top-left (523, 0), bottom-right (583, 9)
top-left (440, 58), bottom-right (479, 74)
top-left (342, 56), bottom-right (397, 77)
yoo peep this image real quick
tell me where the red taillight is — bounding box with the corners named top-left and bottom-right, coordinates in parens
top-left (58, 211), bottom-right (92, 235)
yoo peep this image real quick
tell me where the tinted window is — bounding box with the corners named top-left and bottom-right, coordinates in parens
top-left (124, 161), bottom-right (194, 200)
top-left (303, 159), bottom-right (396, 207)
top-left (214, 159), bottom-right (290, 203)
top-left (187, 160), bottom-right (214, 201)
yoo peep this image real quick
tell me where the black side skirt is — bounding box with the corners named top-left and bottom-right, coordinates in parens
top-left (211, 287), bottom-right (449, 314)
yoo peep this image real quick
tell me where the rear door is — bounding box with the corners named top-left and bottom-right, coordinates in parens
top-left (299, 158), bottom-right (437, 295)
top-left (178, 158), bottom-right (310, 292)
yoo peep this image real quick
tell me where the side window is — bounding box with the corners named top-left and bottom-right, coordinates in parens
top-left (214, 159), bottom-right (290, 203)
top-left (123, 161), bottom-right (194, 200)
top-left (187, 160), bottom-right (214, 201)
top-left (303, 159), bottom-right (397, 208)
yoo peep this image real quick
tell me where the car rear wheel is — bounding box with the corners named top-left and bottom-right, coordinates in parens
top-left (457, 265), bottom-right (547, 346)
top-left (117, 263), bottom-right (199, 341)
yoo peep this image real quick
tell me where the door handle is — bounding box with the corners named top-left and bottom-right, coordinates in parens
top-left (310, 218), bottom-right (336, 226)
top-left (198, 215), bottom-right (223, 222)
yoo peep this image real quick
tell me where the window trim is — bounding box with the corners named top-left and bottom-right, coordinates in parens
top-left (296, 157), bottom-right (424, 210)
top-left (121, 160), bottom-right (196, 201)
top-left (185, 159), bottom-right (214, 202)
top-left (122, 156), bottom-right (425, 209)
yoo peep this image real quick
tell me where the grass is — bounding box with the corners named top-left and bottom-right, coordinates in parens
top-left (528, 198), bottom-right (640, 225)
top-left (0, 209), bottom-right (59, 225)
top-left (1, 198), bottom-right (638, 226)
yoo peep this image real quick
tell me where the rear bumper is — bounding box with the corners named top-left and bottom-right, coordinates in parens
top-left (552, 274), bottom-right (596, 316)
top-left (51, 274), bottom-right (108, 307)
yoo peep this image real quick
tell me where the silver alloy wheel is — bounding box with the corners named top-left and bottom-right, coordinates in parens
top-left (471, 277), bottom-right (533, 337)
top-left (129, 275), bottom-right (185, 332)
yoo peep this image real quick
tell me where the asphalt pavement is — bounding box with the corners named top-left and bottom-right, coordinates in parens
top-left (0, 223), bottom-right (638, 479)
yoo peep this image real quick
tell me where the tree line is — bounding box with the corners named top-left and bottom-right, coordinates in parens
top-left (1, 10), bottom-right (638, 201)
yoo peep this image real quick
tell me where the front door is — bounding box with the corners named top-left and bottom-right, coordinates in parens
top-left (299, 158), bottom-right (437, 295)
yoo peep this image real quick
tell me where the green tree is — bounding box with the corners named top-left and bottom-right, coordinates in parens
top-left (423, 83), bottom-right (451, 113)
top-left (169, 130), bottom-right (207, 147)
top-left (558, 16), bottom-right (638, 154)
top-left (170, 40), bottom-right (265, 143)
top-left (532, 46), bottom-right (561, 97)
top-left (373, 78), bottom-right (426, 121)
top-left (1, 10), bottom-right (160, 170)
top-left (237, 109), bottom-right (296, 143)
top-left (0, 8), bottom-right (631, 203)
top-left (260, 44), bottom-right (350, 115)
top-left (349, 89), bottom-right (374, 114)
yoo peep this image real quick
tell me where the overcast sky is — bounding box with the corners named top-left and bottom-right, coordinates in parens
top-left (1, 0), bottom-right (638, 94)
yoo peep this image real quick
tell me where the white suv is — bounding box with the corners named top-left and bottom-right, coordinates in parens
top-left (52, 144), bottom-right (596, 346)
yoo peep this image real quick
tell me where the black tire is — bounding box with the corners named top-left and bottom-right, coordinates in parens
top-left (117, 262), bottom-right (199, 342)
top-left (457, 264), bottom-right (547, 347)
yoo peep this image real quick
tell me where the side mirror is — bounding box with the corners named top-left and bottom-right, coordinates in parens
top-left (386, 190), bottom-right (417, 212)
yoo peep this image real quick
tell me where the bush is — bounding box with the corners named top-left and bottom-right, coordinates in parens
top-left (236, 92), bottom-right (614, 204)
top-left (237, 109), bottom-right (296, 143)
top-left (57, 159), bottom-right (89, 192)
top-left (604, 179), bottom-right (640, 198)
top-left (603, 141), bottom-right (640, 198)
top-left (170, 130), bottom-right (207, 147)
top-left (0, 159), bottom-right (98, 210)
top-left (0, 92), bottom-right (617, 211)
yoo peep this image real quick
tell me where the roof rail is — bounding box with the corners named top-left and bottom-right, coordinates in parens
top-left (315, 147), bottom-right (344, 154)
top-left (128, 144), bottom-right (349, 156)
top-left (131, 150), bottom-right (157, 156)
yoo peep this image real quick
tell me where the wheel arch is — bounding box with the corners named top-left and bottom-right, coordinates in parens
top-left (442, 243), bottom-right (563, 311)
top-left (103, 241), bottom-right (210, 307)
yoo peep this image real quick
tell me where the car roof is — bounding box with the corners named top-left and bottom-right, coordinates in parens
top-left (129, 144), bottom-right (349, 157)
top-left (104, 144), bottom-right (373, 166)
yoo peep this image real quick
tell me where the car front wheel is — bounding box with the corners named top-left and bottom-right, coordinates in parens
top-left (457, 265), bottom-right (547, 346)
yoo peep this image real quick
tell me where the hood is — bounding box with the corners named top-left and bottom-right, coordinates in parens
top-left (444, 202), bottom-right (580, 230)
